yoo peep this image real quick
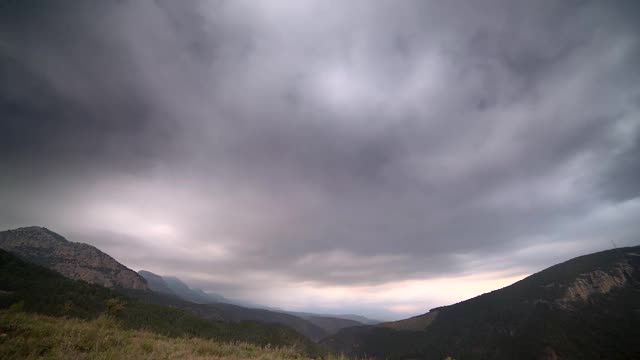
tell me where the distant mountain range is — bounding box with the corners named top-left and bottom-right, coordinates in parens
top-left (135, 269), bottom-right (371, 339)
top-left (321, 246), bottom-right (640, 359)
top-left (138, 270), bottom-right (229, 304)
top-left (139, 268), bottom-right (381, 323)
top-left (286, 311), bottom-right (381, 326)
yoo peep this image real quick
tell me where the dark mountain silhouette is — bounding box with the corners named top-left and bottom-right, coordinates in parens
top-left (321, 246), bottom-right (640, 359)
top-left (0, 227), bottom-right (148, 290)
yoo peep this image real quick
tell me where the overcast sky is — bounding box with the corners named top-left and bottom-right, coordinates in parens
top-left (1, 0), bottom-right (639, 320)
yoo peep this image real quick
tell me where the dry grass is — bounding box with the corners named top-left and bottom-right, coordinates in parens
top-left (0, 310), bottom-right (349, 360)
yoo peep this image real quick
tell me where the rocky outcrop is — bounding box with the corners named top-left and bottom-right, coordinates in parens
top-left (558, 261), bottom-right (633, 305)
top-left (0, 226), bottom-right (148, 290)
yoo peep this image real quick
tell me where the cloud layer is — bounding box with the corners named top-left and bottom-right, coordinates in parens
top-left (1, 0), bottom-right (639, 319)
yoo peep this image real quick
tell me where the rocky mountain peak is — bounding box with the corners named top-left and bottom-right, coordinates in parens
top-left (0, 226), bottom-right (148, 290)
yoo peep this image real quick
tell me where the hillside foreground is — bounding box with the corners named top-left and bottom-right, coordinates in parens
top-left (0, 308), bottom-right (348, 360)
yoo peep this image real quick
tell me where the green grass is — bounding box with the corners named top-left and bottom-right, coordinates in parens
top-left (0, 309), bottom-right (349, 360)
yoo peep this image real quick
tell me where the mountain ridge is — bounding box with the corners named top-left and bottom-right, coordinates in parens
top-left (139, 270), bottom-right (381, 327)
top-left (0, 226), bottom-right (148, 290)
top-left (136, 270), bottom-right (364, 339)
top-left (322, 245), bottom-right (640, 359)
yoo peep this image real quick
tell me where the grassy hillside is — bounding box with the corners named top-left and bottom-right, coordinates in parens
top-left (0, 249), bottom-right (322, 356)
top-left (0, 310), bottom-right (348, 360)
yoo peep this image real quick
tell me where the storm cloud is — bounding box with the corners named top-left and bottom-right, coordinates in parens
top-left (1, 0), bottom-right (639, 319)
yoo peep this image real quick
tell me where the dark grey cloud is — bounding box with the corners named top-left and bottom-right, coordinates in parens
top-left (602, 128), bottom-right (640, 201)
top-left (1, 0), bottom-right (639, 317)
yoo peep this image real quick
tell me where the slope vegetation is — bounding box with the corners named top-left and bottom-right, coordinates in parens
top-left (322, 246), bottom-right (640, 360)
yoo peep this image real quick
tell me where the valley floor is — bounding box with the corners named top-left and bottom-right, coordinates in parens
top-left (0, 310), bottom-right (348, 360)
